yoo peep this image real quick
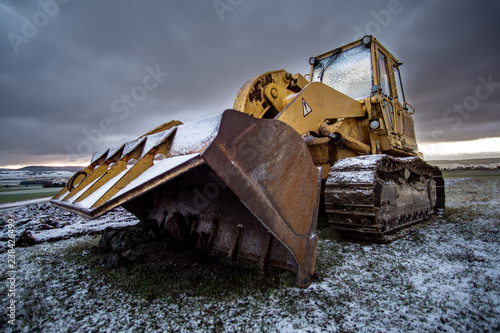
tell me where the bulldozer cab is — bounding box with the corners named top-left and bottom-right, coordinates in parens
top-left (309, 35), bottom-right (418, 155)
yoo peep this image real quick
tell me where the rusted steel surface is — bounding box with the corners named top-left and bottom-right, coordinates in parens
top-left (51, 109), bottom-right (321, 287)
top-left (248, 74), bottom-right (273, 103)
top-left (201, 110), bottom-right (320, 287)
top-left (324, 155), bottom-right (444, 242)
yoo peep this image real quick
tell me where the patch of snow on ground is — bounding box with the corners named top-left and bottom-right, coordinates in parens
top-left (0, 178), bottom-right (499, 332)
top-left (0, 204), bottom-right (138, 248)
top-left (0, 198), bottom-right (51, 211)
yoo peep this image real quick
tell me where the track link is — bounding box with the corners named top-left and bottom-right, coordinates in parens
top-left (324, 154), bottom-right (445, 242)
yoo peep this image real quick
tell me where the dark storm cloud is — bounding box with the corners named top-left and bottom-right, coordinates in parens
top-left (0, 0), bottom-right (499, 166)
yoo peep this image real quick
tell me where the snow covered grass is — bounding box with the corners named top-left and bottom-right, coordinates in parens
top-left (0, 205), bottom-right (139, 251)
top-left (1, 178), bottom-right (499, 332)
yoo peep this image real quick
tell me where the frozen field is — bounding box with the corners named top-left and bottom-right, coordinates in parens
top-left (0, 178), bottom-right (499, 332)
top-left (0, 170), bottom-right (75, 180)
top-left (0, 188), bottom-right (63, 196)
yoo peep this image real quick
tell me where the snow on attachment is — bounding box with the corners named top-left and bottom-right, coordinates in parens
top-left (50, 113), bottom-right (223, 219)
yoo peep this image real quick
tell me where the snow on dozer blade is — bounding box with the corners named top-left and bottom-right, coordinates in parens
top-left (51, 109), bottom-right (321, 287)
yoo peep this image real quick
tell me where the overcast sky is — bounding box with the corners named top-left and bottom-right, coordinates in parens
top-left (1, 0), bottom-right (499, 167)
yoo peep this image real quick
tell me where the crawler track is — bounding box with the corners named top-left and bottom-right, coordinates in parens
top-left (324, 155), bottom-right (445, 242)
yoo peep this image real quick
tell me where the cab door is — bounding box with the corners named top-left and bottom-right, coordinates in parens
top-left (374, 48), bottom-right (398, 135)
top-left (373, 45), bottom-right (418, 153)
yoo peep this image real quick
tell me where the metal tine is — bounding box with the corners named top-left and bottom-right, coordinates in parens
top-left (72, 144), bottom-right (129, 203)
top-left (91, 128), bottom-right (178, 208)
top-left (64, 126), bottom-right (179, 204)
top-left (59, 150), bottom-right (112, 201)
top-left (53, 150), bottom-right (110, 201)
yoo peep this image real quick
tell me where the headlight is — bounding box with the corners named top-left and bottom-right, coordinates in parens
top-left (369, 119), bottom-right (380, 130)
top-left (362, 35), bottom-right (371, 46)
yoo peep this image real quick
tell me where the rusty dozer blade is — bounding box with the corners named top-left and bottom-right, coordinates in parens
top-left (51, 109), bottom-right (321, 287)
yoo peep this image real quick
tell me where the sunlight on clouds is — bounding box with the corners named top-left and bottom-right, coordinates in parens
top-left (420, 137), bottom-right (500, 159)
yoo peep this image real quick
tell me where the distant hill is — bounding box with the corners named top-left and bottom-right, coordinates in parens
top-left (0, 166), bottom-right (84, 172)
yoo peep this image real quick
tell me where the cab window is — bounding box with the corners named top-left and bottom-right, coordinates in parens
top-left (393, 66), bottom-right (405, 103)
top-left (311, 44), bottom-right (373, 101)
top-left (378, 51), bottom-right (391, 98)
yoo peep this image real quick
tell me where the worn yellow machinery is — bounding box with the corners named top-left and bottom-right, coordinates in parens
top-left (51, 36), bottom-right (444, 287)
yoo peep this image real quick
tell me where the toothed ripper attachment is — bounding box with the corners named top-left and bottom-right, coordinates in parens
top-left (51, 109), bottom-right (321, 287)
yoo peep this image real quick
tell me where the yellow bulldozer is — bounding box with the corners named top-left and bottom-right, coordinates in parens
top-left (51, 35), bottom-right (445, 287)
